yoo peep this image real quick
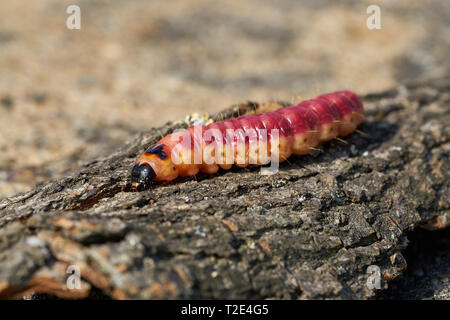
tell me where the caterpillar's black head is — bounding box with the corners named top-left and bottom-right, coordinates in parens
top-left (131, 163), bottom-right (156, 191)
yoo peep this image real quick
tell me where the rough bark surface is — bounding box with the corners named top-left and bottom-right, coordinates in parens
top-left (0, 77), bottom-right (449, 299)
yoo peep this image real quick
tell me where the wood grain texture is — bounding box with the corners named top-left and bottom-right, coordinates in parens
top-left (0, 77), bottom-right (449, 299)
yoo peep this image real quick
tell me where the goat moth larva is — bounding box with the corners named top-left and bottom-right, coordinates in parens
top-left (131, 91), bottom-right (364, 190)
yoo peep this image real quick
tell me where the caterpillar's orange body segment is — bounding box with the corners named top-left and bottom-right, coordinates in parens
top-left (131, 91), bottom-right (365, 190)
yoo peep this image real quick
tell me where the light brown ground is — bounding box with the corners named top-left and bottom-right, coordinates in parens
top-left (0, 0), bottom-right (449, 198)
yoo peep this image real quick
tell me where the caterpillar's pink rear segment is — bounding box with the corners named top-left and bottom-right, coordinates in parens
top-left (131, 91), bottom-right (364, 190)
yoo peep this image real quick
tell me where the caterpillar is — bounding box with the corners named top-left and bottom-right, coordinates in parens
top-left (131, 91), bottom-right (364, 191)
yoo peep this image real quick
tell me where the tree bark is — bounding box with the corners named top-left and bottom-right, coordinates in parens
top-left (0, 77), bottom-right (449, 299)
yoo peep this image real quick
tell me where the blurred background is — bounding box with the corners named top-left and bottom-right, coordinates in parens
top-left (0, 0), bottom-right (449, 199)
